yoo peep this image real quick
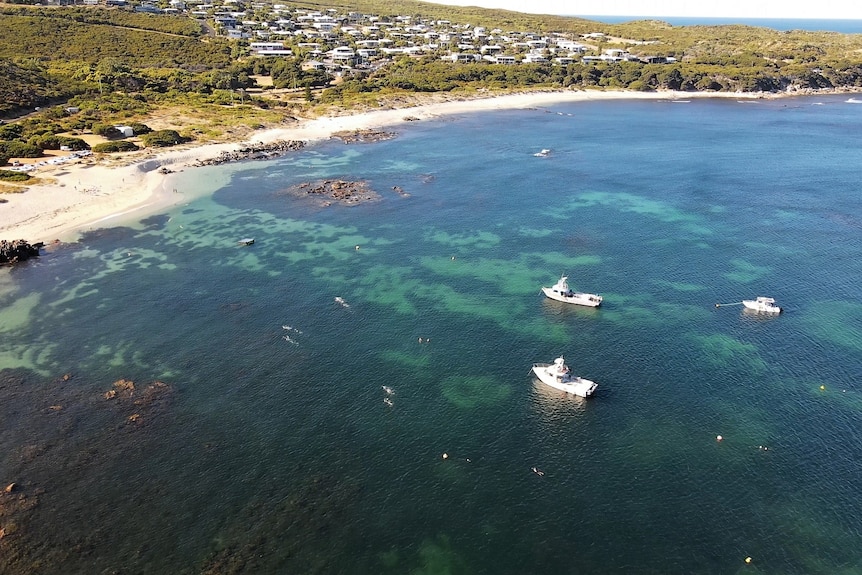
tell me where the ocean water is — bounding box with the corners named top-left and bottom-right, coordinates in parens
top-left (2, 94), bottom-right (862, 574)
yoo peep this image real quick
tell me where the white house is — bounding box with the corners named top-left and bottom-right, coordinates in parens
top-left (445, 53), bottom-right (481, 63)
top-left (250, 42), bottom-right (285, 50)
top-left (523, 52), bottom-right (548, 63)
top-left (557, 40), bottom-right (587, 53)
top-left (256, 49), bottom-right (293, 57)
top-left (328, 46), bottom-right (356, 62)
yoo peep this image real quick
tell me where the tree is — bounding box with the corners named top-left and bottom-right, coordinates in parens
top-left (140, 129), bottom-right (188, 147)
top-left (659, 67), bottom-right (684, 90)
top-left (0, 123), bottom-right (24, 140)
top-left (94, 58), bottom-right (128, 93)
top-left (91, 123), bottom-right (124, 139)
top-left (93, 141), bottom-right (139, 152)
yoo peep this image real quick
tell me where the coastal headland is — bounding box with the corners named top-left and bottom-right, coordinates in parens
top-left (0, 88), bottom-right (816, 244)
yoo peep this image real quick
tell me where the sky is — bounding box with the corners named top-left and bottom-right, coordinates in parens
top-left (427, 0), bottom-right (862, 20)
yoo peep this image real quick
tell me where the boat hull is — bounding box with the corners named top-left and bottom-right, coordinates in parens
top-left (541, 287), bottom-right (602, 307)
top-left (742, 300), bottom-right (781, 313)
top-left (532, 364), bottom-right (598, 397)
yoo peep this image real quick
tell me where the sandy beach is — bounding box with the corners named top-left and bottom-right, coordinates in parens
top-left (0, 89), bottom-right (763, 244)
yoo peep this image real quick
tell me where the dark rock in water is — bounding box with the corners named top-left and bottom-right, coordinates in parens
top-left (282, 179), bottom-right (380, 206)
top-left (0, 239), bottom-right (42, 264)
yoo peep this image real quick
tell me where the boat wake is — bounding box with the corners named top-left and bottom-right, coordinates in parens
top-left (282, 324), bottom-right (302, 345)
top-left (382, 386), bottom-right (395, 407)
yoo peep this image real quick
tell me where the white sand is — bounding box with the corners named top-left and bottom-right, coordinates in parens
top-left (0, 90), bottom-right (761, 243)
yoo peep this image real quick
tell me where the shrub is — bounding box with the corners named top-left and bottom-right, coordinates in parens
top-left (0, 140), bottom-right (41, 158)
top-left (29, 135), bottom-right (90, 151)
top-left (0, 169), bottom-right (32, 182)
top-left (91, 123), bottom-right (124, 139)
top-left (0, 123), bottom-right (24, 141)
top-left (140, 129), bottom-right (188, 148)
top-left (129, 122), bottom-right (152, 135)
top-left (57, 136), bottom-right (90, 151)
top-left (92, 141), bottom-right (139, 153)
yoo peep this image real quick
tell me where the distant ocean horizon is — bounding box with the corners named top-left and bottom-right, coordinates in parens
top-left (574, 15), bottom-right (862, 33)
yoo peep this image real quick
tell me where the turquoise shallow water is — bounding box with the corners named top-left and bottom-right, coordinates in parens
top-left (2, 95), bottom-right (862, 574)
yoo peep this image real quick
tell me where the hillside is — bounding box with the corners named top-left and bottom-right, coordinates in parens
top-left (1, 0), bottom-right (862, 168)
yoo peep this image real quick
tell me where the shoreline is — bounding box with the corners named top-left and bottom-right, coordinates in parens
top-left (0, 88), bottom-right (846, 244)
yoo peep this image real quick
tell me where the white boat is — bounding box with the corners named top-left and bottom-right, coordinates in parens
top-left (742, 296), bottom-right (781, 314)
top-left (534, 148), bottom-right (551, 157)
top-left (531, 356), bottom-right (597, 398)
top-left (541, 275), bottom-right (602, 307)
top-left (238, 238), bottom-right (255, 246)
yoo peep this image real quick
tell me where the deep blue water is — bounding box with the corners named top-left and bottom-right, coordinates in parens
top-left (578, 15), bottom-right (862, 33)
top-left (2, 94), bottom-right (862, 574)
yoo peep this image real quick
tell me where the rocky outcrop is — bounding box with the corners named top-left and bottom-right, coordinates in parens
top-left (285, 179), bottom-right (380, 206)
top-left (331, 129), bottom-right (397, 143)
top-left (191, 140), bottom-right (306, 167)
top-left (0, 240), bottom-right (42, 264)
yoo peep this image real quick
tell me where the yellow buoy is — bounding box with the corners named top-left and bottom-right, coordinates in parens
top-left (442, 453), bottom-right (448, 459)
top-left (745, 556), bottom-right (752, 564)
top-left (820, 385), bottom-right (826, 391)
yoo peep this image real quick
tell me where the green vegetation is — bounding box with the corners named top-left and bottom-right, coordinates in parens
top-left (0, 0), bottom-right (861, 165)
top-left (128, 122), bottom-right (152, 135)
top-left (0, 13), bottom-right (231, 69)
top-left (92, 140), bottom-right (139, 152)
top-left (0, 169), bottom-right (31, 182)
top-left (0, 58), bottom-right (84, 118)
top-left (140, 129), bottom-right (188, 147)
top-left (29, 134), bottom-right (89, 151)
top-left (0, 139), bottom-right (41, 166)
top-left (0, 5), bottom-right (205, 36)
